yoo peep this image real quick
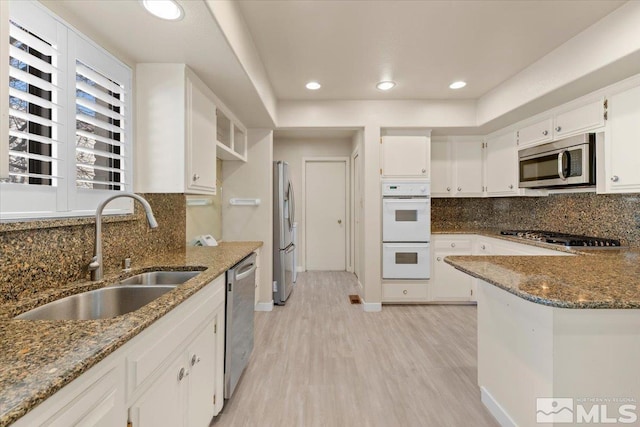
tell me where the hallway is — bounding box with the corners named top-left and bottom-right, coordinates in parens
top-left (213, 271), bottom-right (498, 427)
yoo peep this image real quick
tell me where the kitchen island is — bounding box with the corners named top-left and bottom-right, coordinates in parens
top-left (0, 242), bottom-right (261, 427)
top-left (446, 243), bottom-right (640, 427)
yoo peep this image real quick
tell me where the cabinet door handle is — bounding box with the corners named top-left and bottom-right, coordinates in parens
top-left (611, 175), bottom-right (620, 182)
top-left (481, 245), bottom-right (486, 250)
top-left (542, 130), bottom-right (548, 136)
top-left (555, 126), bottom-right (562, 132)
top-left (193, 174), bottom-right (200, 181)
top-left (191, 354), bottom-right (200, 366)
top-left (178, 367), bottom-right (186, 381)
top-left (437, 257), bottom-right (442, 261)
top-left (446, 187), bottom-right (451, 192)
top-left (457, 187), bottom-right (462, 191)
top-left (509, 184), bottom-right (514, 189)
top-left (421, 169), bottom-right (426, 173)
top-left (338, 219), bottom-right (342, 224)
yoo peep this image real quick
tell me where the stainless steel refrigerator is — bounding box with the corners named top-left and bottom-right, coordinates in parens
top-left (273, 161), bottom-right (295, 305)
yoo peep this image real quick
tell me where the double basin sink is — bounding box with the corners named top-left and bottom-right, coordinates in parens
top-left (15, 271), bottom-right (201, 321)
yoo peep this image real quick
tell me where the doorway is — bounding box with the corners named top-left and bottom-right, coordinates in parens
top-left (303, 158), bottom-right (349, 271)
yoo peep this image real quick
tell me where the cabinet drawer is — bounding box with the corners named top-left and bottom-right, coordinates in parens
top-left (383, 283), bottom-right (428, 300)
top-left (554, 99), bottom-right (604, 138)
top-left (433, 238), bottom-right (473, 251)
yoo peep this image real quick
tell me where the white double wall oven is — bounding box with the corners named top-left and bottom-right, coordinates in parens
top-left (381, 180), bottom-right (431, 279)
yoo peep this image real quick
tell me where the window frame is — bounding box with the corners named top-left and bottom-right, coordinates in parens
top-left (1, 0), bottom-right (133, 220)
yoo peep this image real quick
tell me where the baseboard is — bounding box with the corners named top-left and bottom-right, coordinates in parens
top-left (254, 300), bottom-right (274, 312)
top-left (480, 387), bottom-right (516, 427)
top-left (360, 298), bottom-right (382, 312)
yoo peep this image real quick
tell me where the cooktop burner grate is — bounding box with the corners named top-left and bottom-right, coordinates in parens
top-left (500, 230), bottom-right (622, 248)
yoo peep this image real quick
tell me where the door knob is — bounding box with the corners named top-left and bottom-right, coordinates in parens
top-left (338, 219), bottom-right (342, 224)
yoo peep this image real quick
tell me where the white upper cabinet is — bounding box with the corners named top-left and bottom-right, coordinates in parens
top-left (517, 99), bottom-right (605, 148)
top-left (516, 118), bottom-right (553, 148)
top-left (381, 135), bottom-right (430, 178)
top-left (554, 99), bottom-right (605, 139)
top-left (430, 137), bottom-right (483, 197)
top-left (452, 140), bottom-right (484, 197)
top-left (485, 132), bottom-right (520, 196)
top-left (604, 84), bottom-right (640, 193)
top-left (430, 139), bottom-right (452, 196)
top-left (135, 64), bottom-right (217, 195)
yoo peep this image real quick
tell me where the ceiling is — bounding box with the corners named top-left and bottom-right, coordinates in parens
top-left (42, 0), bottom-right (275, 127)
top-left (237, 0), bottom-right (626, 101)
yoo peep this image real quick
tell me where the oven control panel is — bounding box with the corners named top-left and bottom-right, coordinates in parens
top-left (382, 180), bottom-right (430, 197)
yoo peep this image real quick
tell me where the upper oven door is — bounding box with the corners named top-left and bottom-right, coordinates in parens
top-left (382, 198), bottom-right (430, 242)
top-left (519, 141), bottom-right (593, 188)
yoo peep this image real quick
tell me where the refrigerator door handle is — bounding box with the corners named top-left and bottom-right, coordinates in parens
top-left (283, 242), bottom-right (296, 254)
top-left (287, 181), bottom-right (295, 228)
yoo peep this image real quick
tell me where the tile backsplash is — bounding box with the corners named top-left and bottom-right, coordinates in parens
top-left (432, 192), bottom-right (640, 247)
top-left (0, 194), bottom-right (185, 302)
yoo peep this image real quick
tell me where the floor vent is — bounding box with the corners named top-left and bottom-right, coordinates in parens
top-left (349, 294), bottom-right (361, 304)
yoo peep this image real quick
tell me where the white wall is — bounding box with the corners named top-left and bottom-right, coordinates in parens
top-left (273, 137), bottom-right (354, 271)
top-left (222, 130), bottom-right (273, 307)
top-left (186, 159), bottom-right (223, 242)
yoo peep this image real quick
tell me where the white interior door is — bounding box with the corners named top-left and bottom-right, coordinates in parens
top-left (305, 160), bottom-right (347, 271)
top-left (353, 152), bottom-right (361, 278)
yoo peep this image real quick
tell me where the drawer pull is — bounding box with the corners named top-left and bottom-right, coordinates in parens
top-left (403, 290), bottom-right (408, 295)
top-left (451, 243), bottom-right (456, 248)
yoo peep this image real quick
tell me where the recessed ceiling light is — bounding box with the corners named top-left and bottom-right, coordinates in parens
top-left (141, 0), bottom-right (184, 21)
top-left (376, 81), bottom-right (396, 91)
top-left (305, 81), bottom-right (321, 90)
top-left (449, 81), bottom-right (467, 89)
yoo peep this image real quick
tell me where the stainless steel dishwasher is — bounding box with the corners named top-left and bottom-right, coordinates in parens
top-left (224, 252), bottom-right (257, 399)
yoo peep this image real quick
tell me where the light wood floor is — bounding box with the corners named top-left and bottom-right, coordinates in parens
top-left (212, 272), bottom-right (498, 427)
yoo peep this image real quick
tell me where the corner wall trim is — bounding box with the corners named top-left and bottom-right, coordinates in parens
top-left (254, 300), bottom-right (274, 312)
top-left (361, 298), bottom-right (382, 312)
top-left (480, 387), bottom-right (517, 427)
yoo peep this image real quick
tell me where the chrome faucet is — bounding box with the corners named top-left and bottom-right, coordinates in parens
top-left (89, 193), bottom-right (158, 281)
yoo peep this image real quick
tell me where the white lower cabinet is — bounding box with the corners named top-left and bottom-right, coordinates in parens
top-left (426, 235), bottom-right (572, 303)
top-left (129, 317), bottom-right (222, 427)
top-left (431, 236), bottom-right (474, 302)
top-left (12, 274), bottom-right (227, 427)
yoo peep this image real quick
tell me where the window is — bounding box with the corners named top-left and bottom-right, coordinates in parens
top-left (1, 1), bottom-right (132, 220)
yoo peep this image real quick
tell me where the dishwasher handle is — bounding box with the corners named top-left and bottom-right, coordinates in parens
top-left (235, 262), bottom-right (257, 281)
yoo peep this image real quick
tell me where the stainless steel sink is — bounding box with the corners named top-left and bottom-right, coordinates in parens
top-left (115, 271), bottom-right (201, 286)
top-left (15, 285), bottom-right (177, 320)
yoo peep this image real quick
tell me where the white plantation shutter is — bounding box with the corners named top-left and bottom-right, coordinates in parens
top-left (74, 60), bottom-right (127, 191)
top-left (1, 1), bottom-right (133, 219)
top-left (7, 19), bottom-right (62, 186)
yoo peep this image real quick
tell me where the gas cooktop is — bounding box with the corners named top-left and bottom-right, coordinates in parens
top-left (500, 230), bottom-right (622, 248)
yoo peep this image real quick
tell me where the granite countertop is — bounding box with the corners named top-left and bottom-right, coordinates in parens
top-left (0, 241), bottom-right (262, 427)
top-left (435, 229), bottom-right (640, 309)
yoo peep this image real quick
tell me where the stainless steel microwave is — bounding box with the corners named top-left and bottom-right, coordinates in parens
top-left (518, 133), bottom-right (599, 189)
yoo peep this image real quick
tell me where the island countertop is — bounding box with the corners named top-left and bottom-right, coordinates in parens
top-left (437, 229), bottom-right (640, 309)
top-left (0, 241), bottom-right (262, 427)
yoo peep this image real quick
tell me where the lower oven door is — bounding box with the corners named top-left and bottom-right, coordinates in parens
top-left (382, 242), bottom-right (430, 279)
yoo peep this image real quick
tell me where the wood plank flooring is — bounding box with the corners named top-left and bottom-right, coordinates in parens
top-left (212, 272), bottom-right (498, 427)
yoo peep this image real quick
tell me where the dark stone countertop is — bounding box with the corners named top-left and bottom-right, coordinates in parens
top-left (0, 242), bottom-right (262, 427)
top-left (434, 229), bottom-right (640, 309)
